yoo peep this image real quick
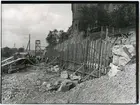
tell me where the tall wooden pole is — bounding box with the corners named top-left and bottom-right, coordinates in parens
top-left (29, 34), bottom-right (30, 51)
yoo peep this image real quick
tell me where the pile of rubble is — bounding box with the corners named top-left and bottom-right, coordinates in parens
top-left (47, 65), bottom-right (60, 72)
top-left (108, 44), bottom-right (136, 77)
top-left (40, 69), bottom-right (81, 92)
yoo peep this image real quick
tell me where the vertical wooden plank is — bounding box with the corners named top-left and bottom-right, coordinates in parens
top-left (100, 40), bottom-right (104, 74)
top-left (75, 42), bottom-right (77, 69)
top-left (73, 42), bottom-right (75, 69)
top-left (82, 41), bottom-right (85, 63)
top-left (83, 40), bottom-right (86, 64)
top-left (105, 41), bottom-right (107, 74)
top-left (89, 41), bottom-right (91, 70)
top-left (77, 43), bottom-right (79, 63)
top-left (93, 40), bottom-right (96, 76)
top-left (105, 41), bottom-right (108, 68)
top-left (86, 38), bottom-right (90, 72)
top-left (102, 40), bottom-right (106, 74)
top-left (106, 41), bottom-right (109, 70)
top-left (83, 38), bottom-right (88, 74)
top-left (90, 40), bottom-right (93, 71)
top-left (91, 40), bottom-right (94, 69)
top-left (81, 40), bottom-right (83, 63)
top-left (98, 39), bottom-right (102, 77)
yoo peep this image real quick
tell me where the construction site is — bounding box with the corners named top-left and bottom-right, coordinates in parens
top-left (2, 3), bottom-right (137, 104)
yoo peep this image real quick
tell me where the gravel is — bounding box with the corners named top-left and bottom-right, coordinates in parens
top-left (2, 62), bottom-right (136, 104)
top-left (66, 63), bottom-right (136, 103)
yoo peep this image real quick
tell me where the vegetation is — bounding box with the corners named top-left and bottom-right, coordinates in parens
top-left (2, 47), bottom-right (25, 58)
top-left (111, 4), bottom-right (136, 28)
top-left (46, 29), bottom-right (70, 46)
top-left (79, 4), bottom-right (136, 32)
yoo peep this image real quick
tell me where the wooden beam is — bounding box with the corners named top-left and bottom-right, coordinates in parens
top-left (72, 64), bottom-right (84, 75)
top-left (82, 70), bottom-right (99, 82)
top-left (67, 68), bottom-right (97, 78)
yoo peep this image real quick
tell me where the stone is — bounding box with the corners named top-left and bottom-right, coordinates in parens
top-left (50, 67), bottom-right (54, 72)
top-left (60, 71), bottom-right (69, 79)
top-left (58, 79), bottom-right (76, 92)
top-left (108, 63), bottom-right (120, 77)
top-left (36, 80), bottom-right (41, 86)
top-left (42, 81), bottom-right (47, 86)
top-left (54, 80), bottom-right (61, 86)
top-left (46, 83), bottom-right (52, 90)
top-left (112, 55), bottom-right (119, 66)
top-left (53, 65), bottom-right (60, 72)
top-left (70, 74), bottom-right (81, 81)
top-left (46, 82), bottom-right (61, 91)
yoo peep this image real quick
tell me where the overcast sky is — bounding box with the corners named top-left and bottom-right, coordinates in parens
top-left (2, 4), bottom-right (72, 50)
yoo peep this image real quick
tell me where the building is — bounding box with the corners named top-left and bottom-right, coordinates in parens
top-left (71, 3), bottom-right (121, 32)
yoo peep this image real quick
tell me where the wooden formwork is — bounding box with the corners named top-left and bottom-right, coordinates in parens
top-left (46, 26), bottom-right (130, 80)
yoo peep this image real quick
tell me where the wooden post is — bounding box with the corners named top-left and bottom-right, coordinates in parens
top-left (106, 26), bottom-right (108, 41)
top-left (93, 40), bottom-right (97, 73)
top-left (101, 26), bottom-right (103, 38)
top-left (97, 39), bottom-right (102, 77)
top-left (29, 34), bottom-right (31, 51)
top-left (85, 37), bottom-right (90, 72)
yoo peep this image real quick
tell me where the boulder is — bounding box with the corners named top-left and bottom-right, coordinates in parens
top-left (60, 71), bottom-right (69, 79)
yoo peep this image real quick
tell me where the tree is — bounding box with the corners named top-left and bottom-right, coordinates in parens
top-left (79, 5), bottom-right (110, 32)
top-left (2, 47), bottom-right (12, 57)
top-left (46, 30), bottom-right (59, 46)
top-left (97, 6), bottom-right (111, 26)
top-left (1, 47), bottom-right (19, 58)
top-left (11, 48), bottom-right (18, 54)
top-left (59, 32), bottom-right (69, 43)
top-left (79, 4), bottom-right (136, 31)
top-left (111, 4), bottom-right (136, 28)
top-left (46, 29), bottom-right (70, 46)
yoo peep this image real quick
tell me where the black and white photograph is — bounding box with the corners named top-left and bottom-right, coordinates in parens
top-left (1, 1), bottom-right (138, 104)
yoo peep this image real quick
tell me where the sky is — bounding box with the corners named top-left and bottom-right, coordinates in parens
top-left (2, 4), bottom-right (72, 50)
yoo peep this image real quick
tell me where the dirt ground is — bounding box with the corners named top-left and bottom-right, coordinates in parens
top-left (2, 61), bottom-right (136, 104)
